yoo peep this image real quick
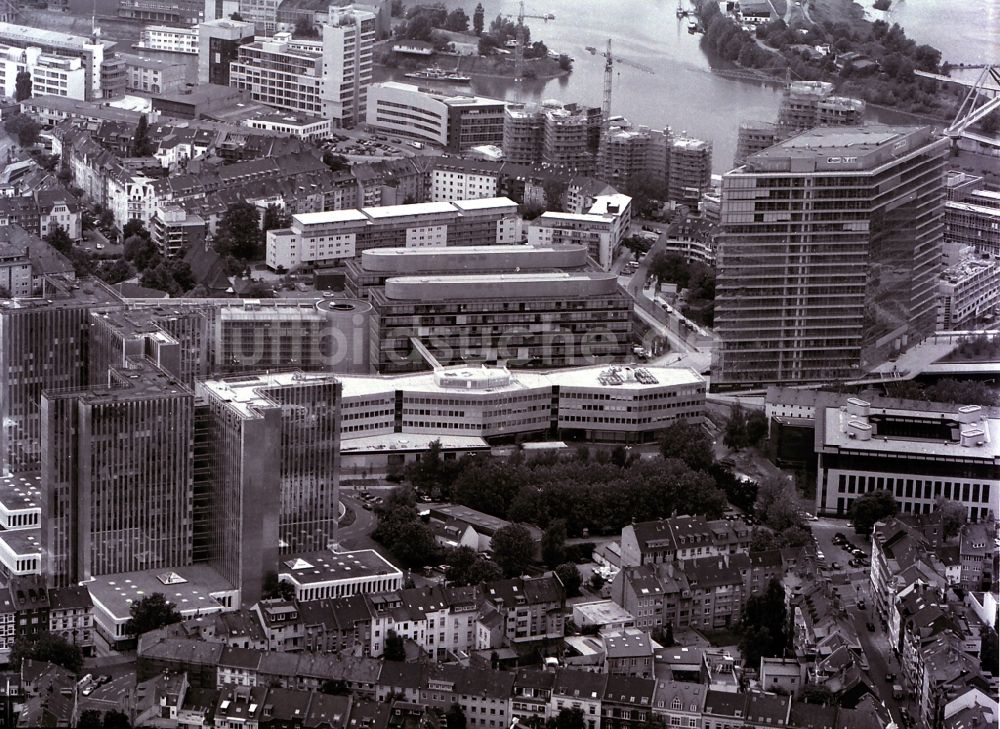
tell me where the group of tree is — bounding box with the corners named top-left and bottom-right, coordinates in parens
top-left (262, 571), bottom-right (296, 601)
top-left (646, 250), bottom-right (715, 326)
top-left (885, 378), bottom-right (998, 407)
top-left (739, 578), bottom-right (788, 668)
top-left (214, 201), bottom-right (264, 261)
top-left (473, 3), bottom-right (484, 35)
top-left (9, 632), bottom-right (83, 673)
top-left (121, 222), bottom-right (195, 295)
top-left (77, 710), bottom-right (132, 729)
top-left (848, 490), bottom-right (898, 535)
top-left (124, 592), bottom-right (183, 637)
top-left (130, 114), bottom-right (156, 157)
top-left (372, 486), bottom-right (442, 568)
top-left (398, 436), bottom-right (730, 540)
top-left (693, 0), bottom-right (947, 115)
top-left (392, 5), bottom-right (463, 50)
top-left (750, 476), bottom-right (811, 550)
top-left (4, 113), bottom-right (41, 147)
top-left (15, 70), bottom-right (32, 102)
top-left (723, 403), bottom-right (768, 451)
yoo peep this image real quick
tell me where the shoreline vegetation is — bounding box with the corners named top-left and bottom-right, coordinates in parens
top-left (690, 0), bottom-right (965, 118)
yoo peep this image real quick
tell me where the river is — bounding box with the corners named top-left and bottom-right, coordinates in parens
top-left (379, 0), bottom-right (995, 172)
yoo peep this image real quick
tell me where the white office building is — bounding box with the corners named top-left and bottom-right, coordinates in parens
top-left (267, 197), bottom-right (521, 270)
top-left (231, 8), bottom-right (374, 126)
top-left (0, 46), bottom-right (88, 101)
top-left (815, 397), bottom-right (1000, 521)
top-left (137, 25), bottom-right (199, 54)
top-left (0, 23), bottom-right (108, 100)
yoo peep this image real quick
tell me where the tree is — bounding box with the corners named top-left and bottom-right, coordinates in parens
top-left (97, 258), bottom-right (134, 284)
top-left (15, 71), bottom-right (32, 102)
top-left (491, 524), bottom-right (534, 577)
top-left (541, 519), bottom-right (567, 567)
top-left (547, 707), bottom-right (585, 729)
top-left (588, 573), bottom-right (605, 591)
top-left (9, 632), bottom-right (83, 673)
top-left (103, 711), bottom-right (132, 729)
top-left (294, 16), bottom-right (318, 37)
top-left (78, 711), bottom-right (104, 729)
top-left (925, 379), bottom-right (998, 407)
top-left (739, 578), bottom-right (787, 668)
top-left (446, 704), bottom-right (467, 729)
top-left (383, 629), bottom-right (406, 661)
top-left (131, 114), bottom-right (155, 157)
top-left (45, 224), bottom-right (73, 256)
top-left (4, 113), bottom-right (41, 147)
top-left (262, 203), bottom-right (291, 233)
top-left (478, 35), bottom-right (499, 55)
top-left (140, 259), bottom-right (194, 296)
top-left (755, 476), bottom-right (801, 533)
top-left (652, 623), bottom-right (674, 647)
top-left (626, 173), bottom-right (665, 216)
top-left (981, 627), bottom-right (998, 673)
top-left (444, 8), bottom-right (469, 31)
top-left (215, 201), bottom-right (262, 261)
top-left (555, 562), bottom-right (582, 597)
top-left (724, 404), bottom-right (749, 450)
top-left (980, 110), bottom-right (1000, 135)
top-left (471, 2), bottom-right (485, 35)
top-left (124, 592), bottom-right (182, 637)
top-left (263, 571), bottom-right (296, 601)
top-left (124, 234), bottom-right (158, 270)
top-left (849, 490), bottom-right (898, 536)
top-left (658, 420), bottom-right (713, 471)
top-left (935, 498), bottom-right (966, 539)
top-left (445, 546), bottom-right (501, 586)
top-left (123, 219), bottom-right (150, 240)
top-left (744, 409), bottom-right (768, 447)
top-left (800, 684), bottom-right (835, 705)
top-left (323, 150), bottom-right (349, 172)
top-left (405, 439), bottom-right (459, 499)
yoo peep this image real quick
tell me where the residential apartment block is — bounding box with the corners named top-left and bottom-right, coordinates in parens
top-left (527, 193), bottom-right (632, 270)
top-left (138, 24), bottom-right (199, 54)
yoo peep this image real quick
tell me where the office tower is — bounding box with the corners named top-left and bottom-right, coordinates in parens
top-left (230, 7), bottom-right (374, 126)
top-left (668, 136), bottom-right (712, 205)
top-left (197, 18), bottom-right (255, 86)
top-left (713, 125), bottom-right (949, 390)
top-left (40, 359), bottom-right (194, 587)
top-left (195, 373), bottom-right (341, 603)
top-left (0, 278), bottom-right (122, 474)
top-left (599, 123), bottom-right (671, 195)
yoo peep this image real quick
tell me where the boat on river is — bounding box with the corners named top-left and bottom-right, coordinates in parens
top-left (404, 67), bottom-right (471, 83)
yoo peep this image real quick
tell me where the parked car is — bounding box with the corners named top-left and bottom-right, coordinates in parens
top-left (866, 621), bottom-right (876, 632)
top-left (857, 599), bottom-right (866, 609)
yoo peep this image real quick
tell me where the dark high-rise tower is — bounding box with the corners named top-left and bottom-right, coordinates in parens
top-left (713, 125), bottom-right (949, 389)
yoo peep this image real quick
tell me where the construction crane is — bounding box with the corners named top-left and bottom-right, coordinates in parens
top-left (945, 64), bottom-right (1000, 138)
top-left (499, 0), bottom-right (555, 93)
top-left (597, 39), bottom-right (655, 169)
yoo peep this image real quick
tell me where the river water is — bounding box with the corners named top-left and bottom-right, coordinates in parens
top-left (380, 0), bottom-right (996, 172)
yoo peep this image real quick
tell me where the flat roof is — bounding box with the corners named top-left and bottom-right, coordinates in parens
top-left (340, 433), bottom-right (489, 452)
top-left (364, 201), bottom-right (457, 218)
top-left (86, 564), bottom-right (235, 621)
top-left (821, 404), bottom-right (1000, 459)
top-left (338, 365), bottom-right (704, 401)
top-left (292, 198), bottom-right (517, 227)
top-left (0, 528), bottom-right (40, 557)
top-left (279, 550), bottom-right (401, 586)
top-left (0, 472), bottom-right (42, 514)
top-left (451, 197), bottom-right (518, 211)
top-left (0, 22), bottom-right (103, 49)
top-left (573, 600), bottom-right (635, 623)
top-left (198, 371), bottom-right (339, 418)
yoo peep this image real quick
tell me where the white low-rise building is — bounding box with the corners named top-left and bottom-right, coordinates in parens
top-left (938, 250), bottom-right (1000, 329)
top-left (816, 396), bottom-right (1000, 521)
top-left (266, 197), bottom-right (521, 270)
top-left (278, 549), bottom-right (402, 602)
top-left (240, 111), bottom-right (334, 141)
top-left (528, 194), bottom-right (632, 270)
top-left (0, 46), bottom-right (88, 101)
top-left (337, 364), bottom-right (705, 445)
top-left (137, 25), bottom-right (199, 54)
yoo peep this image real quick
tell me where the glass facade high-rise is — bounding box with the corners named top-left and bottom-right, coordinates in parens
top-left (40, 359), bottom-right (194, 587)
top-left (195, 372), bottom-right (341, 604)
top-left (713, 125), bottom-right (949, 390)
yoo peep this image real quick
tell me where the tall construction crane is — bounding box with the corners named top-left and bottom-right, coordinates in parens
top-left (597, 39), bottom-right (655, 168)
top-left (499, 0), bottom-right (555, 93)
top-left (946, 64), bottom-right (1000, 138)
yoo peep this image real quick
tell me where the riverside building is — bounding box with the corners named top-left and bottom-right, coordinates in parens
top-left (713, 125), bottom-right (949, 390)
